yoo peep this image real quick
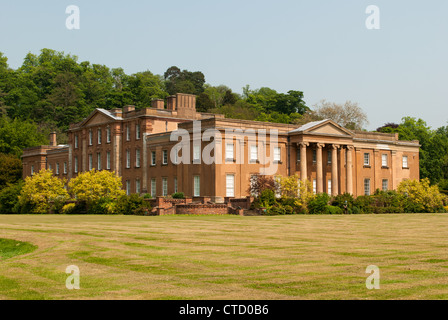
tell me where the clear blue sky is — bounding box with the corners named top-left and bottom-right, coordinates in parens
top-left (1, 0), bottom-right (447, 130)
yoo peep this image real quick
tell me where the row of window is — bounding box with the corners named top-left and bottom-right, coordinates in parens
top-left (308, 178), bottom-right (389, 195)
top-left (48, 162), bottom-right (67, 175)
top-left (74, 123), bottom-right (142, 148)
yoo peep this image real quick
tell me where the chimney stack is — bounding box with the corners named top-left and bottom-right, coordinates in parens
top-left (123, 105), bottom-right (135, 113)
top-left (151, 99), bottom-right (165, 109)
top-left (50, 132), bottom-right (57, 147)
top-left (167, 96), bottom-right (177, 111)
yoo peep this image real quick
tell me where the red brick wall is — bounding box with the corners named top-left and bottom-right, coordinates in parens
top-left (175, 204), bottom-right (228, 215)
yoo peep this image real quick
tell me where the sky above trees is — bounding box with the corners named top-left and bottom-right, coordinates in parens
top-left (0, 0), bottom-right (447, 131)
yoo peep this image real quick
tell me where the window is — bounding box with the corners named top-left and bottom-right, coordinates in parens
top-left (313, 150), bottom-right (317, 163)
top-left (106, 127), bottom-right (111, 143)
top-left (274, 147), bottom-right (281, 162)
top-left (97, 153), bottom-right (101, 170)
top-left (126, 125), bottom-right (130, 141)
top-left (56, 163), bottom-right (60, 175)
top-left (151, 151), bottom-right (156, 166)
top-left (381, 154), bottom-right (388, 167)
top-left (174, 177), bottom-right (178, 193)
top-left (382, 179), bottom-right (389, 191)
top-left (75, 135), bottom-right (78, 148)
top-left (136, 123), bottom-right (141, 140)
top-left (403, 156), bottom-right (408, 168)
top-left (327, 150), bottom-right (332, 164)
top-left (63, 162), bottom-right (67, 174)
top-left (151, 179), bottom-right (156, 198)
top-left (48, 164), bottom-right (52, 171)
top-left (126, 150), bottom-right (131, 168)
top-left (193, 144), bottom-right (200, 162)
top-left (136, 149), bottom-right (141, 168)
top-left (328, 179), bottom-right (332, 195)
top-left (297, 148), bottom-right (301, 162)
top-left (126, 180), bottom-right (131, 196)
top-left (226, 174), bottom-right (235, 197)
top-left (226, 143), bottom-right (234, 161)
top-left (89, 130), bottom-right (93, 145)
top-left (106, 152), bottom-right (111, 170)
top-left (364, 179), bottom-right (371, 195)
top-left (89, 154), bottom-right (93, 171)
top-left (194, 176), bottom-right (200, 197)
top-left (74, 156), bottom-right (78, 173)
top-left (173, 148), bottom-right (179, 165)
top-left (31, 165), bottom-right (34, 176)
top-left (250, 145), bottom-right (258, 162)
top-left (162, 150), bottom-right (168, 165)
top-left (162, 178), bottom-right (168, 196)
top-left (136, 179), bottom-right (141, 194)
top-left (313, 179), bottom-right (317, 194)
top-left (98, 128), bottom-right (102, 144)
top-left (364, 153), bottom-right (370, 166)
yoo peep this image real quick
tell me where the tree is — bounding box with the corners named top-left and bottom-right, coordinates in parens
top-left (0, 181), bottom-right (23, 214)
top-left (18, 169), bottom-right (69, 214)
top-left (0, 153), bottom-right (22, 191)
top-left (68, 170), bottom-right (125, 205)
top-left (313, 100), bottom-right (368, 130)
top-left (397, 178), bottom-right (446, 213)
top-left (164, 66), bottom-right (205, 95)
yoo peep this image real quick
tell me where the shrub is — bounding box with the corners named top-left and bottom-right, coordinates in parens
top-left (331, 193), bottom-right (354, 210)
top-left (68, 170), bottom-right (125, 206)
top-left (258, 189), bottom-right (276, 208)
top-left (61, 203), bottom-right (76, 214)
top-left (0, 182), bottom-right (23, 214)
top-left (398, 178), bottom-right (445, 213)
top-left (172, 192), bottom-right (185, 199)
top-left (353, 195), bottom-right (375, 214)
top-left (307, 193), bottom-right (330, 214)
top-left (88, 197), bottom-right (117, 215)
top-left (18, 169), bottom-right (69, 214)
top-left (115, 194), bottom-right (152, 215)
top-left (142, 193), bottom-right (152, 199)
top-left (325, 205), bottom-right (343, 215)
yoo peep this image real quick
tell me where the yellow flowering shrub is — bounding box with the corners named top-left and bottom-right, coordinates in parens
top-left (18, 169), bottom-right (69, 214)
top-left (397, 178), bottom-right (446, 213)
top-left (68, 169), bottom-right (125, 204)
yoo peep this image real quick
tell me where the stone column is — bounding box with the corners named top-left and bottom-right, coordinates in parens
top-left (316, 143), bottom-right (325, 193)
top-left (346, 146), bottom-right (354, 195)
top-left (331, 144), bottom-right (340, 196)
top-left (299, 142), bottom-right (309, 181)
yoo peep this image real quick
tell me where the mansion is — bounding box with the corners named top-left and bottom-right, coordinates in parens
top-left (22, 93), bottom-right (420, 202)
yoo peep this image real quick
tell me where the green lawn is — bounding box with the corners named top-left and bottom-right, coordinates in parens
top-left (0, 213), bottom-right (448, 300)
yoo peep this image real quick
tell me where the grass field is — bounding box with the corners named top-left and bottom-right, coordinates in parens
top-left (1, 213), bottom-right (448, 300)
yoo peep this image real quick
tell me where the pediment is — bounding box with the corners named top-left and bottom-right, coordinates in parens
top-left (309, 123), bottom-right (350, 136)
top-left (79, 109), bottom-right (119, 127)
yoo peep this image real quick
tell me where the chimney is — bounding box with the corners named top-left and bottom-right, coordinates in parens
top-left (176, 93), bottom-right (197, 118)
top-left (50, 132), bottom-right (57, 147)
top-left (111, 108), bottom-right (122, 118)
top-left (167, 96), bottom-right (177, 111)
top-left (123, 105), bottom-right (135, 113)
top-left (151, 99), bottom-right (165, 109)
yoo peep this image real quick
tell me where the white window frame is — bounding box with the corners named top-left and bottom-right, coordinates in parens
top-left (136, 149), bottom-right (141, 168)
top-left (126, 125), bottom-right (131, 141)
top-left (74, 156), bottom-right (78, 173)
top-left (97, 153), bottom-right (101, 170)
top-left (382, 179), bottom-right (388, 191)
top-left (403, 156), bottom-right (408, 168)
top-left (364, 153), bottom-right (370, 166)
top-left (89, 154), bottom-right (93, 171)
top-left (328, 179), bottom-right (332, 195)
top-left (226, 174), bottom-right (235, 197)
top-left (193, 144), bottom-right (201, 162)
top-left (313, 179), bottom-right (317, 194)
top-left (193, 176), bottom-right (200, 197)
top-left (31, 165), bottom-right (34, 176)
top-left (63, 162), bottom-right (67, 174)
top-left (126, 150), bottom-right (131, 169)
top-left (56, 163), bottom-right (60, 175)
top-left (174, 177), bottom-right (178, 193)
top-left (97, 128), bottom-right (102, 144)
top-left (89, 130), bottom-right (93, 146)
top-left (136, 179), bottom-right (141, 194)
top-left (106, 127), bottom-right (111, 143)
top-left (162, 178), bottom-right (168, 197)
top-left (250, 145), bottom-right (258, 162)
top-left (126, 180), bottom-right (131, 196)
top-left (75, 135), bottom-right (78, 148)
top-left (382, 154), bottom-right (388, 167)
top-left (136, 123), bottom-right (141, 140)
top-left (163, 150), bottom-right (168, 165)
top-left (327, 150), bottom-right (332, 164)
top-left (226, 143), bottom-right (234, 161)
top-left (274, 147), bottom-right (281, 162)
top-left (151, 178), bottom-right (156, 198)
top-left (106, 151), bottom-right (111, 170)
top-left (364, 178), bottom-right (371, 195)
top-left (151, 151), bottom-right (156, 166)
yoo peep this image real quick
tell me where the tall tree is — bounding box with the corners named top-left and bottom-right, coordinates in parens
top-left (313, 100), bottom-right (368, 130)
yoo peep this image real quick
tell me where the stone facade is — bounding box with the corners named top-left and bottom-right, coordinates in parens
top-left (22, 93), bottom-right (420, 200)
